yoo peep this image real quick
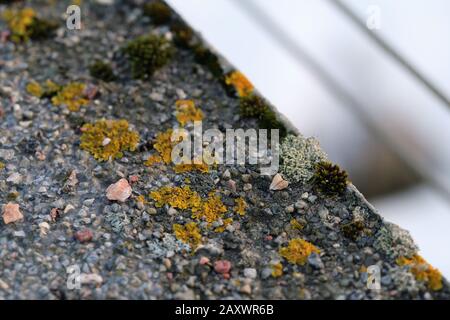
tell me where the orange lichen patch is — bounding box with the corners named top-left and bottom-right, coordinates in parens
top-left (192, 192), bottom-right (227, 224)
top-left (272, 262), bottom-right (283, 278)
top-left (225, 71), bottom-right (254, 97)
top-left (2, 8), bottom-right (36, 43)
top-left (175, 100), bottom-right (204, 126)
top-left (214, 218), bottom-right (233, 233)
top-left (233, 197), bottom-right (247, 216)
top-left (80, 119), bottom-right (140, 161)
top-left (173, 222), bottom-right (202, 249)
top-left (290, 219), bottom-right (304, 231)
top-left (174, 163), bottom-right (209, 174)
top-left (397, 255), bottom-right (443, 291)
top-left (279, 238), bottom-right (320, 265)
top-left (150, 186), bottom-right (202, 211)
top-left (52, 82), bottom-right (89, 112)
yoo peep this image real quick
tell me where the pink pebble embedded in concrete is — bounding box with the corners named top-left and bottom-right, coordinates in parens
top-left (214, 260), bottom-right (231, 274)
top-left (199, 257), bottom-right (210, 265)
top-left (129, 175), bottom-right (139, 184)
top-left (75, 229), bottom-right (93, 243)
top-left (2, 203), bottom-right (23, 224)
top-left (106, 178), bottom-right (132, 202)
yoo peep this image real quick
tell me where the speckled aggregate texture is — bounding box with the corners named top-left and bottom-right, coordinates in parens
top-left (0, 0), bottom-right (449, 300)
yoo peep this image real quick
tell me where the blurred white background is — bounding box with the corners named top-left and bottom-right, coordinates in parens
top-left (167, 0), bottom-right (450, 278)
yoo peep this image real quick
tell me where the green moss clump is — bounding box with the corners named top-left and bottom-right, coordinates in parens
top-left (194, 45), bottom-right (224, 79)
top-left (170, 21), bottom-right (193, 48)
top-left (240, 93), bottom-right (267, 118)
top-left (143, 0), bottom-right (172, 25)
top-left (67, 114), bottom-right (86, 130)
top-left (80, 119), bottom-right (140, 161)
top-left (314, 161), bottom-right (349, 196)
top-left (239, 94), bottom-right (287, 137)
top-left (123, 34), bottom-right (174, 80)
top-left (341, 220), bottom-right (364, 240)
top-left (194, 45), bottom-right (241, 96)
top-left (27, 16), bottom-right (58, 40)
top-left (89, 60), bottom-right (116, 82)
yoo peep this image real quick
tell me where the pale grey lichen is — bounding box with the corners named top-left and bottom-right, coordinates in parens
top-left (105, 210), bottom-right (130, 233)
top-left (373, 222), bottom-right (418, 259)
top-left (146, 233), bottom-right (191, 258)
top-left (280, 134), bottom-right (328, 183)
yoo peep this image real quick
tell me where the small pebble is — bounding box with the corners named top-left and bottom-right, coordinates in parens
top-left (75, 229), bottom-right (94, 243)
top-left (243, 268), bottom-right (257, 279)
top-left (2, 203), bottom-right (23, 224)
top-left (106, 178), bottom-right (132, 202)
top-left (214, 260), bottom-right (231, 275)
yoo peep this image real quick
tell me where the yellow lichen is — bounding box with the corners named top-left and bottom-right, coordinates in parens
top-left (192, 192), bottom-right (227, 224)
top-left (136, 195), bottom-right (148, 204)
top-left (225, 71), bottom-right (254, 97)
top-left (2, 7), bottom-right (57, 43)
top-left (175, 100), bottom-right (204, 126)
top-left (80, 119), bottom-right (140, 161)
top-left (145, 128), bottom-right (210, 173)
top-left (52, 82), bottom-right (89, 112)
top-left (290, 219), bottom-right (304, 231)
top-left (26, 81), bottom-right (43, 97)
top-left (0, 162), bottom-right (5, 170)
top-left (143, 101), bottom-right (207, 172)
top-left (214, 217), bottom-right (233, 233)
top-left (44, 80), bottom-right (61, 95)
top-left (150, 186), bottom-right (228, 227)
top-left (2, 8), bottom-right (36, 43)
top-left (174, 163), bottom-right (209, 174)
top-left (397, 255), bottom-right (443, 291)
top-left (144, 154), bottom-right (163, 167)
top-left (173, 222), bottom-right (202, 249)
top-left (279, 238), bottom-right (320, 265)
top-left (26, 80), bottom-right (61, 98)
top-left (144, 129), bottom-right (179, 166)
top-left (150, 186), bottom-right (202, 211)
top-left (153, 129), bottom-right (175, 164)
top-left (272, 262), bottom-right (283, 278)
top-left (233, 197), bottom-right (247, 216)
